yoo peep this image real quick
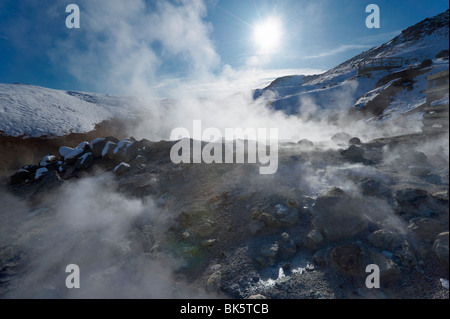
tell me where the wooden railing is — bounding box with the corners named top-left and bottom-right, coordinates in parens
top-left (357, 57), bottom-right (403, 75)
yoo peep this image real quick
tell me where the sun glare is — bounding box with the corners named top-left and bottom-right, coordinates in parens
top-left (253, 17), bottom-right (283, 53)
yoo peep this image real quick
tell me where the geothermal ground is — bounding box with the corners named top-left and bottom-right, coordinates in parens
top-left (1, 131), bottom-right (448, 299)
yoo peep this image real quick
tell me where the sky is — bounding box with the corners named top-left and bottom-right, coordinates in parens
top-left (0, 0), bottom-right (448, 98)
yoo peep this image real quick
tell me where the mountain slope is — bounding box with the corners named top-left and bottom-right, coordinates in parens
top-left (254, 10), bottom-right (449, 119)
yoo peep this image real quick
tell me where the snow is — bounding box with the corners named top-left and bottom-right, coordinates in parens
top-left (64, 148), bottom-right (84, 161)
top-left (77, 141), bottom-right (90, 149)
top-left (0, 83), bottom-right (142, 137)
top-left (35, 167), bottom-right (48, 179)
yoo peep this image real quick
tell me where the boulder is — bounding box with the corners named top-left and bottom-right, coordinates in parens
top-left (370, 252), bottom-right (401, 282)
top-left (206, 271), bottom-right (222, 293)
top-left (409, 165), bottom-right (431, 177)
top-left (407, 218), bottom-right (443, 242)
top-left (341, 145), bottom-right (365, 162)
top-left (59, 146), bottom-right (75, 158)
top-left (306, 229), bottom-right (324, 248)
top-left (91, 137), bottom-right (119, 158)
top-left (367, 229), bottom-right (398, 250)
top-left (433, 232), bottom-right (449, 267)
top-left (297, 139), bottom-right (314, 149)
top-left (35, 167), bottom-right (49, 180)
top-left (279, 233), bottom-right (297, 258)
top-left (64, 148), bottom-right (85, 165)
top-left (349, 137), bottom-right (362, 145)
top-left (10, 169), bottom-right (31, 185)
top-left (74, 152), bottom-right (94, 170)
top-left (39, 154), bottom-right (58, 167)
top-left (113, 162), bottom-right (131, 176)
top-left (312, 187), bottom-right (368, 241)
top-left (261, 243), bottom-right (279, 259)
top-left (358, 178), bottom-right (391, 198)
top-left (393, 188), bottom-right (429, 214)
top-left (102, 141), bottom-right (118, 160)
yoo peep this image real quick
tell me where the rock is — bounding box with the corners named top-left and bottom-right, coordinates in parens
top-left (201, 239), bottom-right (217, 248)
top-left (407, 151), bottom-right (428, 165)
top-left (279, 233), bottom-right (296, 259)
top-left (91, 137), bottom-right (119, 158)
top-left (102, 141), bottom-right (117, 160)
top-left (407, 218), bottom-right (443, 242)
top-left (193, 220), bottom-right (215, 238)
top-left (394, 240), bottom-right (417, 268)
top-left (274, 204), bottom-right (299, 226)
top-left (257, 213), bottom-right (281, 227)
top-left (370, 252), bottom-right (401, 282)
top-left (181, 231), bottom-right (191, 241)
top-left (206, 271), bottom-right (222, 293)
top-left (59, 146), bottom-right (75, 158)
top-left (248, 220), bottom-right (265, 235)
top-left (433, 232), bottom-right (449, 267)
top-left (134, 155), bottom-right (147, 165)
top-left (409, 165), bottom-right (431, 177)
top-left (91, 138), bottom-right (106, 158)
top-left (312, 187), bottom-right (368, 241)
top-left (64, 148), bottom-right (85, 165)
top-left (10, 169), bottom-right (31, 185)
top-left (331, 244), bottom-right (363, 276)
top-left (349, 137), bottom-right (361, 145)
top-left (113, 162), bottom-right (131, 176)
top-left (39, 154), bottom-right (58, 167)
top-left (74, 152), bottom-right (94, 170)
top-left (298, 139), bottom-right (314, 149)
top-left (77, 141), bottom-right (91, 152)
top-left (248, 294), bottom-right (266, 299)
top-left (307, 229), bottom-right (324, 248)
top-left (261, 243), bottom-right (279, 259)
top-left (35, 167), bottom-right (49, 180)
top-left (358, 178), bottom-right (391, 198)
top-left (341, 145), bottom-right (365, 162)
top-left (367, 229), bottom-right (397, 250)
top-left (394, 188), bottom-right (429, 214)
top-left (113, 138), bottom-right (139, 162)
top-left (23, 164), bottom-right (39, 175)
top-left (432, 191), bottom-right (449, 203)
top-left (331, 132), bottom-right (352, 144)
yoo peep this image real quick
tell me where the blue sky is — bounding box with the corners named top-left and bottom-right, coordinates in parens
top-left (0, 0), bottom-right (448, 97)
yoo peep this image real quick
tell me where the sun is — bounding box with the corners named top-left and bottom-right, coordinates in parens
top-left (253, 17), bottom-right (283, 54)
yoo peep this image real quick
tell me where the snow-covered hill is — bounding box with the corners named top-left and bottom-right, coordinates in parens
top-left (254, 10), bottom-right (449, 119)
top-left (0, 84), bottom-right (143, 137)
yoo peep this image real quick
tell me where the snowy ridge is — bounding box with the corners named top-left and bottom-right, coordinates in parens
top-left (0, 84), bottom-right (142, 137)
top-left (255, 10), bottom-right (449, 119)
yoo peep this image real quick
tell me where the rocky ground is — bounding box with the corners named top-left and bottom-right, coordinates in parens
top-left (0, 131), bottom-right (448, 299)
